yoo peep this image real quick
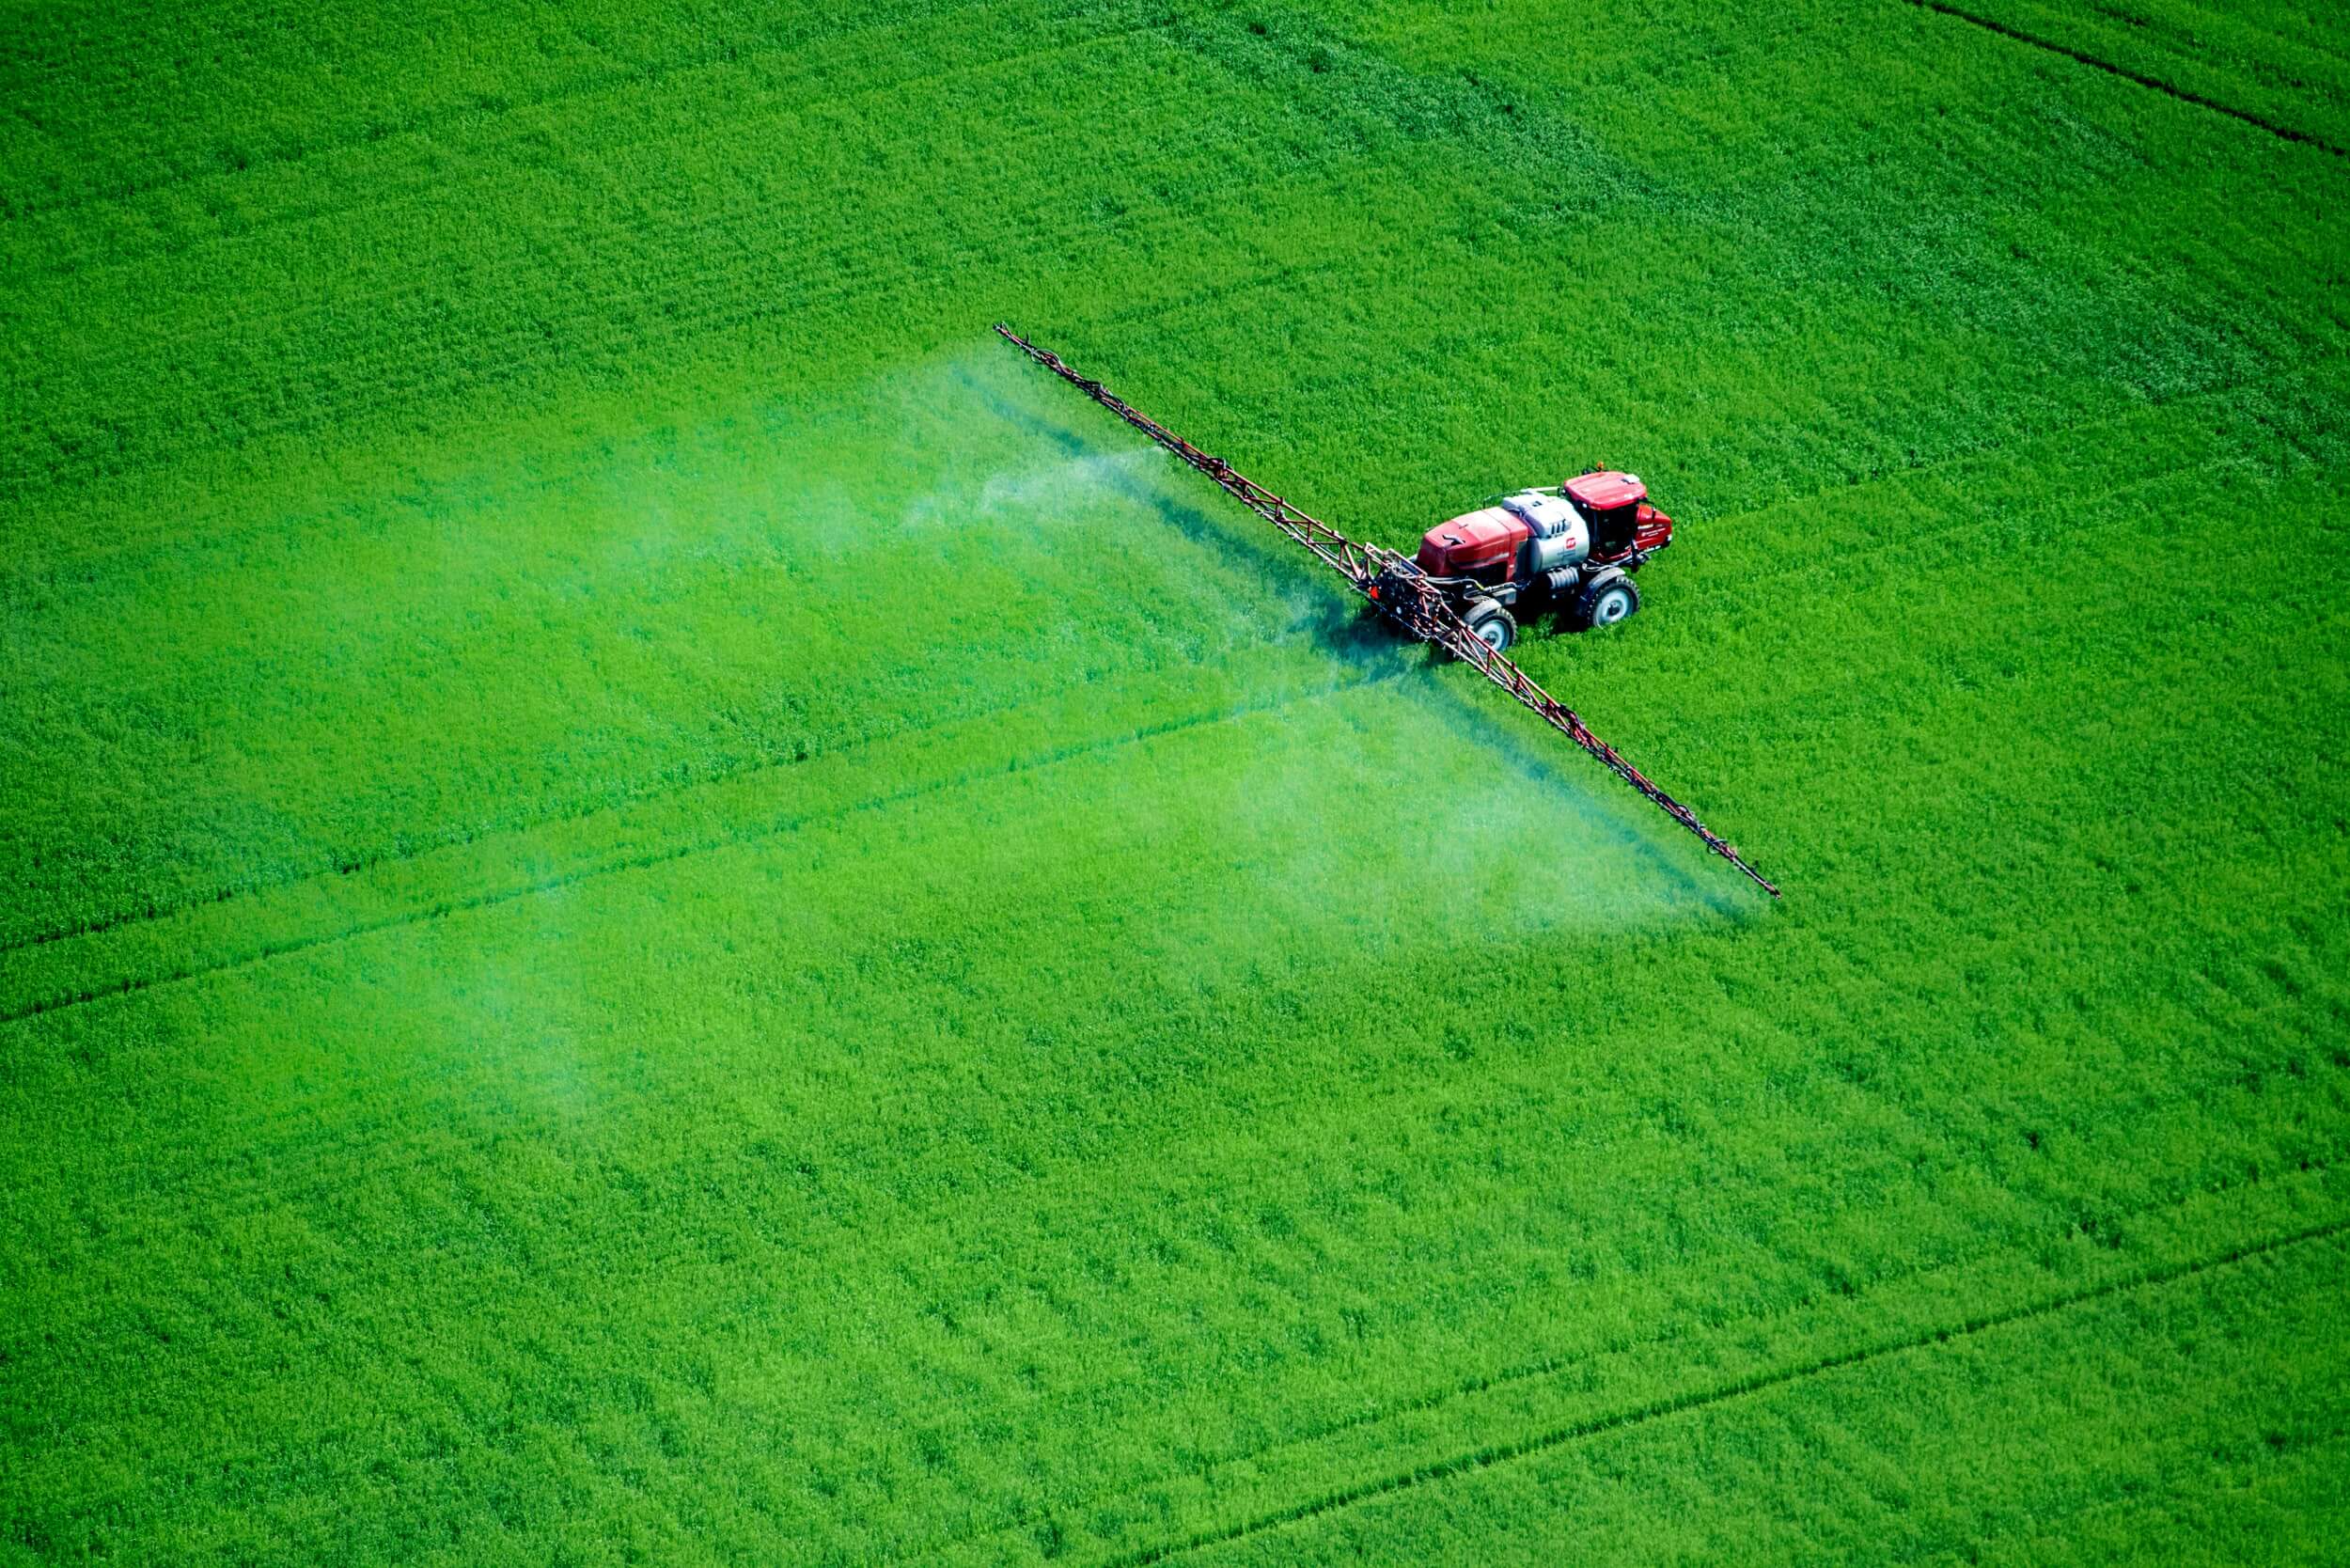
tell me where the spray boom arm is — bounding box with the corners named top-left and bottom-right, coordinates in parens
top-left (994, 324), bottom-right (1778, 898)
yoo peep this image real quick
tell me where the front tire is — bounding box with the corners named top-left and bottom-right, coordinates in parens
top-left (1568, 575), bottom-right (1640, 631)
top-left (1461, 598), bottom-right (1517, 654)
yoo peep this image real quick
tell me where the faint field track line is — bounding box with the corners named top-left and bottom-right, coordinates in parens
top-left (30, 1028), bottom-right (2340, 1513)
top-left (1705, 448), bottom-right (2239, 610)
top-left (10, 20), bottom-right (1210, 370)
top-left (13, 184), bottom-right (1245, 510)
top-left (25, 123), bottom-right (1213, 405)
top-left (0, 0), bottom-right (999, 226)
top-left (0, 667), bottom-right (1402, 1027)
top-left (1097, 256), bottom-right (1379, 341)
top-left (3, 420), bottom-right (1348, 951)
top-left (1104, 1215), bottom-right (2350, 1567)
top-left (36, 1141), bottom-right (2344, 1568)
top-left (4, 734), bottom-right (935, 957)
top-left (6, 0), bottom-right (1527, 304)
top-left (3, 633), bottom-right (1231, 955)
top-left (0, 117), bottom-right (1326, 498)
top-left (3, 5), bottom-right (2328, 495)
top-left (8, 9), bottom-right (1574, 494)
top-left (0, 0), bottom-right (2109, 498)
top-left (1682, 444), bottom-right (2350, 661)
top-left (0, 5), bottom-right (1174, 287)
top-left (1660, 354), bottom-right (2339, 572)
top-left (917, 1147), bottom-right (2347, 1561)
top-left (1906, 0), bottom-right (2349, 157)
top-left (38, 153), bottom-right (1480, 421)
top-left (5, 598), bottom-right (1208, 951)
top-left (1183, 1173), bottom-right (2341, 1475)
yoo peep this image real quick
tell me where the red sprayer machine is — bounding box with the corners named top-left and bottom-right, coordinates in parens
top-left (995, 325), bottom-right (1778, 898)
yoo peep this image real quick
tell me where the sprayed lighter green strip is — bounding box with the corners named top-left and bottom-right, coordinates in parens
top-left (0, 644), bottom-right (1400, 1026)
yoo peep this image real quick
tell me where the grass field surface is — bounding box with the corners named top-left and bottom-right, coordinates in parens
top-left (4, 0), bottom-right (2347, 1562)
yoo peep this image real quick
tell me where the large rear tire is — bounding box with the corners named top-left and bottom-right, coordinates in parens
top-left (1568, 574), bottom-right (1640, 632)
top-left (1461, 598), bottom-right (1517, 654)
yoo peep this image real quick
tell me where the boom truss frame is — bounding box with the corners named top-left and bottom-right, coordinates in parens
top-left (994, 323), bottom-right (1779, 898)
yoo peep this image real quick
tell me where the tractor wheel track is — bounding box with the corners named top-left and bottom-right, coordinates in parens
top-left (1906, 0), bottom-right (2349, 158)
top-left (896, 1147), bottom-right (2350, 1563)
top-left (0, 666), bottom-right (1402, 1027)
top-left (9, 24), bottom-right (1248, 370)
top-left (1, 149), bottom-right (1301, 502)
top-left (22, 1052), bottom-right (2343, 1548)
top-left (1103, 1213), bottom-right (2350, 1567)
top-left (0, 0), bottom-right (1011, 228)
top-left (2, 3), bottom-right (1174, 289)
top-left (0, 656), bottom-right (1172, 958)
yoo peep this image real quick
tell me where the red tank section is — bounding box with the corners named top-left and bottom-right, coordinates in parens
top-left (1417, 505), bottom-right (1528, 582)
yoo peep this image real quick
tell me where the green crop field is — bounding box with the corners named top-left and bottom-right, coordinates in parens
top-left (5, 0), bottom-right (2348, 1561)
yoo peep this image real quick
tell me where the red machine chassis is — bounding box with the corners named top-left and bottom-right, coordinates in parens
top-left (995, 324), bottom-right (1778, 899)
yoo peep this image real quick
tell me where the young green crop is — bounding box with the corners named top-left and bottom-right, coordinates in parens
top-left (3, 0), bottom-right (2348, 1562)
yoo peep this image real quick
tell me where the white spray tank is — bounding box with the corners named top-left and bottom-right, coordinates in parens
top-left (1504, 491), bottom-right (1590, 590)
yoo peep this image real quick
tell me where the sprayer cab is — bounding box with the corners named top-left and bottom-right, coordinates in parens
top-left (1562, 471), bottom-right (1673, 557)
top-left (1404, 472), bottom-right (1674, 651)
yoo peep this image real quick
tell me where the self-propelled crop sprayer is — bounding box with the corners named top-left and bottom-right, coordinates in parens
top-left (995, 325), bottom-right (1778, 898)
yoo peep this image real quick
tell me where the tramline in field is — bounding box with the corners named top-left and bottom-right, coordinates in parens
top-left (994, 324), bottom-right (1779, 898)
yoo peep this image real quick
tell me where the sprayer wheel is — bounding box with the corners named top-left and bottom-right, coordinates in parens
top-left (1462, 599), bottom-right (1517, 654)
top-left (1569, 575), bottom-right (1640, 632)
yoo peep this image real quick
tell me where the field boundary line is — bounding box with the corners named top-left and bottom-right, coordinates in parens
top-left (1906, 0), bottom-right (2348, 158)
top-left (1108, 1214), bottom-right (2350, 1566)
top-left (0, 666), bottom-right (1403, 1028)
